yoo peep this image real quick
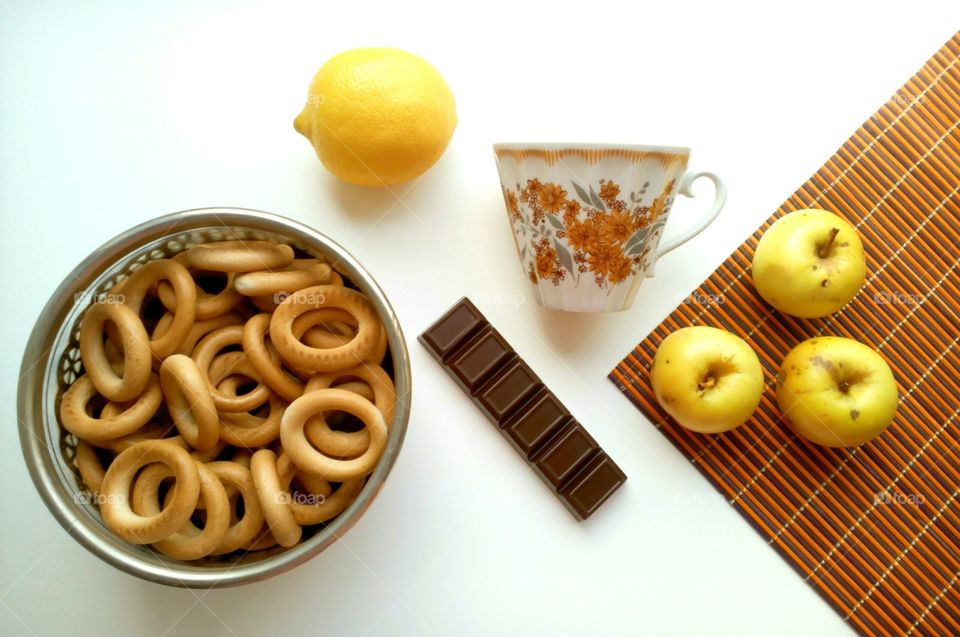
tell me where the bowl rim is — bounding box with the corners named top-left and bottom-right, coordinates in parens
top-left (16, 207), bottom-right (412, 588)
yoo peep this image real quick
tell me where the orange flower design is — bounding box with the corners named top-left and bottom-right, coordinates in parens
top-left (650, 195), bottom-right (666, 217)
top-left (562, 199), bottom-right (581, 224)
top-left (598, 208), bottom-right (633, 245)
top-left (565, 220), bottom-right (592, 252)
top-left (538, 183), bottom-right (567, 213)
top-left (536, 247), bottom-right (558, 279)
top-left (633, 207), bottom-right (653, 231)
top-left (599, 181), bottom-right (620, 205)
top-left (607, 254), bottom-right (633, 283)
top-left (650, 179), bottom-right (675, 217)
top-left (586, 241), bottom-right (621, 276)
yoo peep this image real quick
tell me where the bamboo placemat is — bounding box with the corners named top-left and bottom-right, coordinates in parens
top-left (610, 33), bottom-right (960, 636)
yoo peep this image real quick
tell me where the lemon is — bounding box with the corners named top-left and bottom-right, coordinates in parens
top-left (294, 47), bottom-right (457, 187)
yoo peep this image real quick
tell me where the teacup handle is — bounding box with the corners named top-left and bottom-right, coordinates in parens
top-left (647, 171), bottom-right (727, 277)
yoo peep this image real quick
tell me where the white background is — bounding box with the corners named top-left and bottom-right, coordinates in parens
top-left (1, 1), bottom-right (957, 635)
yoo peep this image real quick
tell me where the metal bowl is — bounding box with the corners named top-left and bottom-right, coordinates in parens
top-left (17, 207), bottom-right (411, 588)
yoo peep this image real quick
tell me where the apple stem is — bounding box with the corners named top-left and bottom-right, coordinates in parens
top-left (698, 375), bottom-right (716, 391)
top-left (818, 228), bottom-right (840, 258)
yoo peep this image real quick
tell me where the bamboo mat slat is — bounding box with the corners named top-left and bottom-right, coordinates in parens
top-left (609, 33), bottom-right (960, 636)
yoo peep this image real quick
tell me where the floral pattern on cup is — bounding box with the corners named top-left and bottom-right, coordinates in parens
top-left (502, 177), bottom-right (674, 289)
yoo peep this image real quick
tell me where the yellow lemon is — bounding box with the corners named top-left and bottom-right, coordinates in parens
top-left (294, 47), bottom-right (457, 187)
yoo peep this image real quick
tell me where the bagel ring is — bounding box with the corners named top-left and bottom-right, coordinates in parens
top-left (269, 286), bottom-right (380, 372)
top-left (249, 295), bottom-right (282, 313)
top-left (206, 461), bottom-right (265, 555)
top-left (295, 308), bottom-right (356, 349)
top-left (93, 403), bottom-right (223, 463)
top-left (99, 440), bottom-right (201, 544)
top-left (112, 433), bottom-right (230, 506)
top-left (79, 301), bottom-right (152, 402)
top-left (242, 313), bottom-right (304, 401)
top-left (90, 399), bottom-right (174, 452)
top-left (276, 453), bottom-right (365, 525)
top-left (118, 259), bottom-right (197, 359)
top-left (153, 312), bottom-right (246, 357)
top-left (187, 240), bottom-right (294, 273)
top-left (60, 374), bottom-right (163, 442)
top-left (207, 353), bottom-right (284, 447)
top-left (132, 461), bottom-right (230, 559)
top-left (231, 448), bottom-right (253, 469)
top-left (192, 326), bottom-right (271, 412)
top-left (93, 421), bottom-right (174, 452)
top-left (76, 440), bottom-right (108, 494)
top-left (211, 356), bottom-right (263, 403)
top-left (309, 380), bottom-right (374, 402)
top-left (159, 355), bottom-right (220, 451)
top-left (275, 453), bottom-right (332, 499)
top-left (234, 259), bottom-right (332, 297)
top-left (219, 391), bottom-right (286, 448)
top-left (298, 311), bottom-right (388, 366)
top-left (189, 438), bottom-right (228, 463)
top-left (250, 449), bottom-right (302, 548)
top-left (157, 253), bottom-right (243, 320)
top-left (302, 364), bottom-right (396, 457)
top-left (243, 526), bottom-right (279, 551)
top-left (280, 389), bottom-right (387, 481)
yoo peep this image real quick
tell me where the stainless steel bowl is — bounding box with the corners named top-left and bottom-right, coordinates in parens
top-left (17, 207), bottom-right (411, 588)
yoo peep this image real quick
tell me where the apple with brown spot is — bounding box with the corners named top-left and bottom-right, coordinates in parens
top-left (777, 336), bottom-right (898, 447)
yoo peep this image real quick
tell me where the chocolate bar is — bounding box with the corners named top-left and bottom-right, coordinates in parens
top-left (419, 298), bottom-right (626, 520)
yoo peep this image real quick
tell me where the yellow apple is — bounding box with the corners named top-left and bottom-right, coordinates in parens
top-left (651, 326), bottom-right (764, 434)
top-left (777, 336), bottom-right (898, 447)
top-left (752, 209), bottom-right (866, 318)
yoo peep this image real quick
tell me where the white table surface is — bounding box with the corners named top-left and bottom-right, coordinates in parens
top-left (1, 2), bottom-right (957, 635)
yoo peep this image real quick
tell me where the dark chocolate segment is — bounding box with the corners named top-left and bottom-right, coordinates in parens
top-left (533, 422), bottom-right (599, 487)
top-left (449, 326), bottom-right (514, 391)
top-left (419, 299), bottom-right (485, 361)
top-left (503, 392), bottom-right (570, 455)
top-left (560, 453), bottom-right (627, 519)
top-left (419, 297), bottom-right (626, 521)
top-left (476, 358), bottom-right (541, 423)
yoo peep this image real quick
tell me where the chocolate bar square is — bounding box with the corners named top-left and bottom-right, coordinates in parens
top-left (533, 423), bottom-right (599, 487)
top-left (449, 326), bottom-right (514, 392)
top-left (503, 392), bottom-right (570, 455)
top-left (419, 300), bottom-right (485, 362)
top-left (476, 358), bottom-right (541, 423)
top-left (560, 453), bottom-right (628, 520)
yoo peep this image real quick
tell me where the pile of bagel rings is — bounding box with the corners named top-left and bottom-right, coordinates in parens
top-left (60, 239), bottom-right (396, 560)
